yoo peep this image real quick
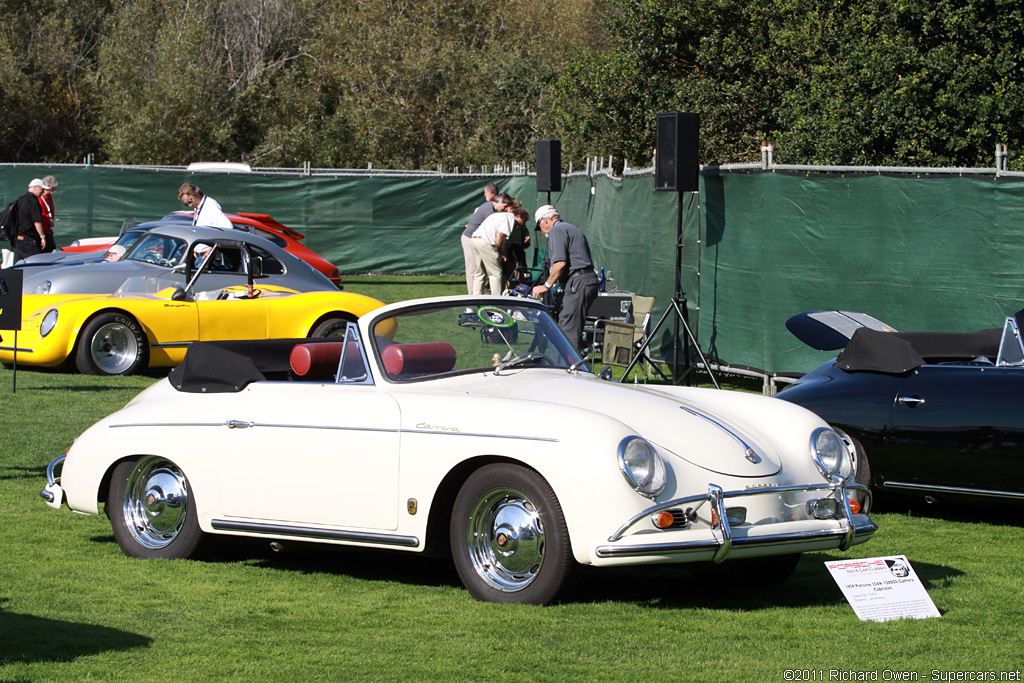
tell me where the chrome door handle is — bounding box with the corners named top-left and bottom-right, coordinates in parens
top-left (898, 396), bottom-right (925, 407)
top-left (225, 419), bottom-right (254, 429)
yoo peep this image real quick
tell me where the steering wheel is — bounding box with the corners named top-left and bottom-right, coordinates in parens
top-left (141, 253), bottom-right (173, 267)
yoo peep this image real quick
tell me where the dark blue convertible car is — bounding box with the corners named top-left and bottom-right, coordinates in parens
top-left (777, 309), bottom-right (1024, 508)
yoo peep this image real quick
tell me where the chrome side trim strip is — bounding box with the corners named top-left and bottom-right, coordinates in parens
top-left (108, 422), bottom-right (558, 442)
top-left (149, 341), bottom-right (193, 349)
top-left (403, 429), bottom-right (559, 443)
top-left (0, 344), bottom-right (33, 353)
top-left (211, 519), bottom-right (420, 548)
top-left (883, 480), bottom-right (1024, 500)
top-left (110, 423), bottom-right (227, 428)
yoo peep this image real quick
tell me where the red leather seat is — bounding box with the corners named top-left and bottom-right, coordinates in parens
top-left (290, 342), bottom-right (364, 379)
top-left (381, 342), bottom-right (457, 378)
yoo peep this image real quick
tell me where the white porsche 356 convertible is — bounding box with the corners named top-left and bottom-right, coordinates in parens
top-left (42, 296), bottom-right (876, 604)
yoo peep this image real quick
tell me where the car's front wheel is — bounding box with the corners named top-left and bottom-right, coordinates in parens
top-left (75, 312), bottom-right (147, 375)
top-left (108, 457), bottom-right (205, 560)
top-left (450, 464), bottom-right (574, 605)
top-left (837, 429), bottom-right (872, 513)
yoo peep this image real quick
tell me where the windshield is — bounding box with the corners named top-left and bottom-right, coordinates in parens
top-left (369, 301), bottom-right (585, 381)
top-left (125, 233), bottom-right (188, 268)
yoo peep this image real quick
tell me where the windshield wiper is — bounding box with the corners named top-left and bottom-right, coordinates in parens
top-left (566, 358), bottom-right (591, 376)
top-left (493, 352), bottom-right (547, 375)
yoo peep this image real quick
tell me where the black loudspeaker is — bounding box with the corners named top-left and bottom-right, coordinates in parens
top-left (536, 140), bottom-right (562, 192)
top-left (655, 112), bottom-right (699, 192)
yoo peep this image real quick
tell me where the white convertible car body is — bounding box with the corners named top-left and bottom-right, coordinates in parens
top-left (42, 295), bottom-right (876, 604)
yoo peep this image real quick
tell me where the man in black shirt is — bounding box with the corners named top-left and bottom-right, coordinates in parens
top-left (12, 179), bottom-right (46, 262)
top-left (531, 205), bottom-right (600, 351)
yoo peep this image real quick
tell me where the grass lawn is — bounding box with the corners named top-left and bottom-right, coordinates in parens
top-left (1, 276), bottom-right (1022, 682)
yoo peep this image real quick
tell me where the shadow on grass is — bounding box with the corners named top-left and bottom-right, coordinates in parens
top-left (86, 531), bottom-right (962, 608)
top-left (0, 466), bottom-right (45, 482)
top-left (569, 554), bottom-right (962, 609)
top-left (225, 540), bottom-right (464, 592)
top-left (0, 598), bottom-right (151, 665)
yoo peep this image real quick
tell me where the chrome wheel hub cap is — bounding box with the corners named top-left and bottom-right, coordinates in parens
top-left (90, 322), bottom-right (138, 374)
top-left (123, 457), bottom-right (188, 549)
top-left (466, 488), bottom-right (545, 592)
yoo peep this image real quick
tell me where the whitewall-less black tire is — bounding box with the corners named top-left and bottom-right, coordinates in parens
top-left (108, 457), bottom-right (205, 560)
top-left (450, 463), bottom-right (574, 605)
top-left (75, 312), bottom-right (147, 375)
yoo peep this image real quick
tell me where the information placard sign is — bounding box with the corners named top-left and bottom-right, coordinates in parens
top-left (825, 555), bottom-right (940, 622)
top-left (0, 269), bottom-right (23, 331)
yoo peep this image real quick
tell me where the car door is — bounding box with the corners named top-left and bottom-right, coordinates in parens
top-left (216, 381), bottom-right (403, 530)
top-left (195, 297), bottom-right (270, 341)
top-left (885, 364), bottom-right (1024, 494)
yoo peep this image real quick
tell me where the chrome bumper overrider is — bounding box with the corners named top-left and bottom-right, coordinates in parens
top-left (596, 477), bottom-right (876, 561)
top-left (40, 454), bottom-right (66, 510)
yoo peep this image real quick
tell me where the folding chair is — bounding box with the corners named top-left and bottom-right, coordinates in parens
top-left (598, 295), bottom-right (664, 380)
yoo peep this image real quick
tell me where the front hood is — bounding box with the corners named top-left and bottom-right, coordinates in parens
top-left (22, 260), bottom-right (163, 294)
top-left (457, 370), bottom-right (785, 478)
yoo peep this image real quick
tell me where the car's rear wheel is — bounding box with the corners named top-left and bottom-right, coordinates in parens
top-left (75, 312), bottom-right (147, 375)
top-left (450, 463), bottom-right (574, 605)
top-left (108, 457), bottom-right (205, 560)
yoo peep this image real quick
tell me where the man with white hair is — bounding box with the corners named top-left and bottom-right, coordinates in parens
top-left (531, 205), bottom-right (599, 351)
top-left (178, 183), bottom-right (232, 229)
top-left (11, 179), bottom-right (47, 261)
top-left (39, 175), bottom-right (57, 252)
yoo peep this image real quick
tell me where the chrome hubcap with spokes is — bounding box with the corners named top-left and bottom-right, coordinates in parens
top-left (465, 488), bottom-right (545, 592)
top-left (122, 456), bottom-right (189, 549)
top-left (90, 322), bottom-right (139, 374)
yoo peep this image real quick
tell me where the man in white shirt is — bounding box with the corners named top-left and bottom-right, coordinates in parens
top-left (178, 183), bottom-right (233, 229)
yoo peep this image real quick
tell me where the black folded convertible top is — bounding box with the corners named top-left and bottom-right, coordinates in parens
top-left (168, 338), bottom-right (337, 393)
top-left (836, 328), bottom-right (1001, 374)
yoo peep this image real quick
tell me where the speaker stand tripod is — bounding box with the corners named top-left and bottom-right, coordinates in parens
top-left (621, 294), bottom-right (719, 388)
top-left (622, 180), bottom-right (719, 388)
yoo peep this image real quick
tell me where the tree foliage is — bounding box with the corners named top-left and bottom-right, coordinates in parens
top-left (1, 0), bottom-right (1023, 169)
top-left (549, 0), bottom-right (1024, 168)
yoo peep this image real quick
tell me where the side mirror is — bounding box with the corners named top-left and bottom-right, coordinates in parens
top-left (170, 287), bottom-right (187, 302)
top-left (250, 256), bottom-right (263, 278)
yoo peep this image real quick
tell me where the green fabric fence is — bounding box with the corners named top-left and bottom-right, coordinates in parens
top-left (5, 165), bottom-right (1024, 375)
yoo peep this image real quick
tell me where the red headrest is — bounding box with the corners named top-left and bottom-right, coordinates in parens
top-left (381, 342), bottom-right (457, 378)
top-left (290, 342), bottom-right (362, 378)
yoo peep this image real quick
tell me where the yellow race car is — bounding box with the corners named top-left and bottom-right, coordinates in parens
top-left (0, 278), bottom-right (385, 376)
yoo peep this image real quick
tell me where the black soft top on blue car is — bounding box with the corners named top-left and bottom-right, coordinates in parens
top-left (835, 327), bottom-right (1001, 374)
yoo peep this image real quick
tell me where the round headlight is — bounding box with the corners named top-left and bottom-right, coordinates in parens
top-left (40, 309), bottom-right (58, 337)
top-left (811, 428), bottom-right (848, 479)
top-left (36, 280), bottom-right (52, 294)
top-left (618, 436), bottom-right (667, 498)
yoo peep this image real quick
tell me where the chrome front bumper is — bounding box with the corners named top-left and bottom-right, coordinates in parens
top-left (40, 454), bottom-right (66, 510)
top-left (596, 477), bottom-right (876, 561)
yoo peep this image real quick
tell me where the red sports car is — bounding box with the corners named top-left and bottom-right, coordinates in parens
top-left (62, 212), bottom-right (342, 288)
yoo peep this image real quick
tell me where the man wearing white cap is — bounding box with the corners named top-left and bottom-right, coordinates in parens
top-left (11, 179), bottom-right (47, 262)
top-left (531, 205), bottom-right (599, 351)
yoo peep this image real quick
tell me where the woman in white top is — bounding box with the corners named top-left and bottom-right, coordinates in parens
top-left (471, 204), bottom-right (527, 295)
